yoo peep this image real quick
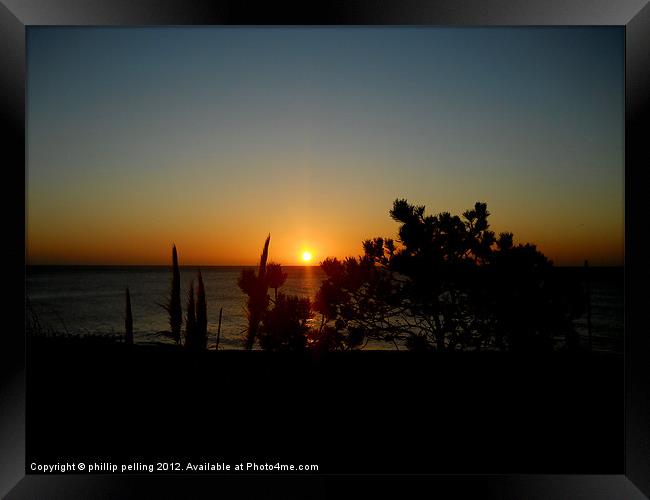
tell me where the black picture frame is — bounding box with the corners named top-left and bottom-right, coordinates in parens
top-left (2, 1), bottom-right (649, 498)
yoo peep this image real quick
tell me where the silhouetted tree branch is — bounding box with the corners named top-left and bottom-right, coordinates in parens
top-left (313, 199), bottom-right (585, 352)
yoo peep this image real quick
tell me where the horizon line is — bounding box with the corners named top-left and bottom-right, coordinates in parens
top-left (25, 263), bottom-right (323, 267)
top-left (25, 262), bottom-right (624, 268)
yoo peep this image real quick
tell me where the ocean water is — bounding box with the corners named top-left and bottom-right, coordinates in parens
top-left (26, 266), bottom-right (623, 352)
top-left (27, 266), bottom-right (325, 349)
top-left (571, 268), bottom-right (624, 353)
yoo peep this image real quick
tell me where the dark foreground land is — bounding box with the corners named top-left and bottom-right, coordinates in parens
top-left (27, 337), bottom-right (622, 474)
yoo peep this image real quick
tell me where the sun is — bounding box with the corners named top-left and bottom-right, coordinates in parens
top-left (301, 251), bottom-right (313, 263)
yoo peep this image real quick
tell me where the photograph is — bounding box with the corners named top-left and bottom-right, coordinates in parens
top-left (20, 24), bottom-right (631, 483)
top-left (27, 27), bottom-right (623, 355)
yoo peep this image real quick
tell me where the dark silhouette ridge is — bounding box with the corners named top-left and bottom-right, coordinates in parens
top-left (124, 287), bottom-right (133, 345)
top-left (27, 336), bottom-right (622, 474)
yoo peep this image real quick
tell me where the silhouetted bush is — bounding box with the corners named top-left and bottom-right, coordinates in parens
top-left (258, 293), bottom-right (312, 352)
top-left (266, 262), bottom-right (288, 301)
top-left (313, 199), bottom-right (585, 352)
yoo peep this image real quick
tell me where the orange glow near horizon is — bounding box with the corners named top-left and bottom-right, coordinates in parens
top-left (26, 28), bottom-right (624, 268)
top-left (26, 220), bottom-right (624, 267)
top-left (24, 181), bottom-right (625, 268)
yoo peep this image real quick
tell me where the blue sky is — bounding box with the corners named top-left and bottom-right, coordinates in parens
top-left (27, 27), bottom-right (624, 265)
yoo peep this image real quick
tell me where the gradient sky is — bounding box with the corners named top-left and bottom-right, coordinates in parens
top-left (27, 27), bottom-right (624, 266)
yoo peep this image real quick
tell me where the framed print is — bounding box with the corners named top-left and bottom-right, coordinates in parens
top-left (2, 1), bottom-right (649, 498)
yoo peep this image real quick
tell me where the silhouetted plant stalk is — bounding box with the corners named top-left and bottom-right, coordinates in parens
top-left (162, 245), bottom-right (182, 344)
top-left (238, 234), bottom-right (271, 350)
top-left (196, 270), bottom-right (208, 350)
top-left (216, 307), bottom-right (223, 350)
top-left (185, 280), bottom-right (196, 348)
top-left (184, 272), bottom-right (208, 352)
top-left (125, 287), bottom-right (133, 345)
top-left (259, 234), bottom-right (270, 280)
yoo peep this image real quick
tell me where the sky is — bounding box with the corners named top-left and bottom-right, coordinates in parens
top-left (27, 27), bottom-right (624, 266)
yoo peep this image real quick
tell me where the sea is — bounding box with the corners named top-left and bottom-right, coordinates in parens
top-left (26, 265), bottom-right (624, 352)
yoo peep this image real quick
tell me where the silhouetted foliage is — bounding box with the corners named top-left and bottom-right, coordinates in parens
top-left (238, 234), bottom-right (271, 350)
top-left (266, 262), bottom-right (288, 301)
top-left (184, 272), bottom-right (208, 352)
top-left (184, 280), bottom-right (196, 348)
top-left (196, 270), bottom-right (208, 350)
top-left (311, 258), bottom-right (378, 351)
top-left (125, 287), bottom-right (133, 345)
top-left (258, 293), bottom-right (312, 351)
top-left (161, 245), bottom-right (182, 343)
top-left (237, 237), bottom-right (306, 350)
top-left (313, 199), bottom-right (585, 352)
